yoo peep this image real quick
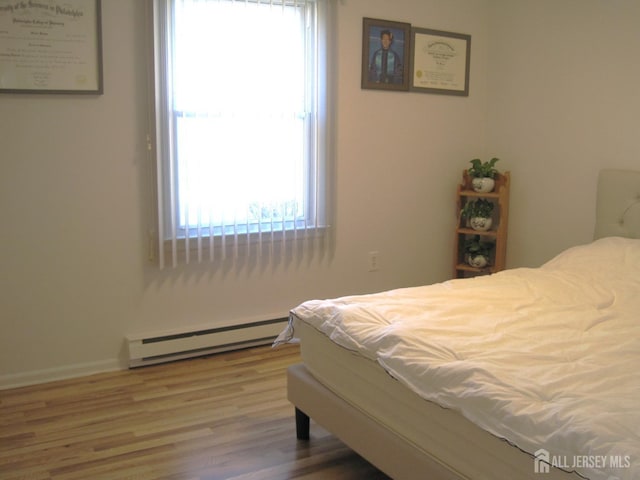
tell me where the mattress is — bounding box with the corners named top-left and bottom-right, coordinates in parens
top-left (281, 237), bottom-right (640, 480)
top-left (294, 318), bottom-right (578, 480)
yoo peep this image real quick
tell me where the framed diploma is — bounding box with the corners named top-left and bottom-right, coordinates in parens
top-left (0, 0), bottom-right (103, 94)
top-left (410, 27), bottom-right (470, 96)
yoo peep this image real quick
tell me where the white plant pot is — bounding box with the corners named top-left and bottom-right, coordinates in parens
top-left (467, 254), bottom-right (489, 268)
top-left (471, 177), bottom-right (495, 193)
top-left (469, 216), bottom-right (493, 231)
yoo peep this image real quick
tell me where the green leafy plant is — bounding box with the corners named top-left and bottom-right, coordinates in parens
top-left (461, 198), bottom-right (494, 219)
top-left (463, 235), bottom-right (494, 257)
top-left (468, 157), bottom-right (500, 178)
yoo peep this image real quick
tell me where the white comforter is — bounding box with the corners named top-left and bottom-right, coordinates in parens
top-left (287, 237), bottom-right (640, 480)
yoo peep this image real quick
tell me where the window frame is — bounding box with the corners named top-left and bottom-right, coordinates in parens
top-left (149, 0), bottom-right (333, 266)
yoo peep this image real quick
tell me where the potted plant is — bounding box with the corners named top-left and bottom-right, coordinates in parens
top-left (463, 235), bottom-right (494, 268)
top-left (461, 198), bottom-right (494, 231)
top-left (468, 157), bottom-right (500, 192)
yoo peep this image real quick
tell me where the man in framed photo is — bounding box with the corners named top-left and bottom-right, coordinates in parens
top-left (368, 29), bottom-right (403, 84)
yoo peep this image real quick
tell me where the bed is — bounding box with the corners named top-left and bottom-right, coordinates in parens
top-left (274, 169), bottom-right (640, 480)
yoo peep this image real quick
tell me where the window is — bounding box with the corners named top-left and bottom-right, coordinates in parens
top-left (151, 0), bottom-right (332, 267)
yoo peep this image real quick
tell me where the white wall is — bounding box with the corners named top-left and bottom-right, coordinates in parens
top-left (132, 0), bottom-right (490, 351)
top-left (1, 1), bottom-right (150, 384)
top-left (486, 0), bottom-right (640, 266)
top-left (1, 0), bottom-right (638, 387)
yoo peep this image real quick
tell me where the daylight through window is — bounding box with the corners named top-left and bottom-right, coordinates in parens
top-left (151, 0), bottom-right (332, 267)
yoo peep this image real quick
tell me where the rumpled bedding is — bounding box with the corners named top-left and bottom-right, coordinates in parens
top-left (283, 237), bottom-right (640, 480)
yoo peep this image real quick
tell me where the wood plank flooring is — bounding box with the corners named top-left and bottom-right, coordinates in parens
top-left (0, 344), bottom-right (389, 479)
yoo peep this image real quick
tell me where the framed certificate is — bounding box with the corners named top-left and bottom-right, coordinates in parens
top-left (0, 0), bottom-right (103, 94)
top-left (410, 27), bottom-right (470, 96)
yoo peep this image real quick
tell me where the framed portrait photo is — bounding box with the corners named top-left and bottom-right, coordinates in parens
top-left (410, 27), bottom-right (471, 96)
top-left (361, 17), bottom-right (411, 92)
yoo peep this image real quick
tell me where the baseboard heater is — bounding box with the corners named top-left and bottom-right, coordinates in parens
top-left (126, 317), bottom-right (288, 368)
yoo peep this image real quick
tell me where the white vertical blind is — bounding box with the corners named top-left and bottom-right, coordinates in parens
top-left (151, 0), bottom-right (332, 268)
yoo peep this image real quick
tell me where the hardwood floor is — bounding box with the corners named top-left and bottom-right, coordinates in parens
top-left (0, 344), bottom-right (389, 479)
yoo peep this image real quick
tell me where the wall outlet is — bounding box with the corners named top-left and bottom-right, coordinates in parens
top-left (368, 251), bottom-right (379, 272)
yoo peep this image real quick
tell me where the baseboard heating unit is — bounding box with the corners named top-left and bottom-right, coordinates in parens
top-left (126, 317), bottom-right (288, 368)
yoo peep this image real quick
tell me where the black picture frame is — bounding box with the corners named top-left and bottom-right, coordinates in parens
top-left (361, 17), bottom-right (411, 92)
top-left (410, 26), bottom-right (471, 96)
top-left (0, 0), bottom-right (103, 94)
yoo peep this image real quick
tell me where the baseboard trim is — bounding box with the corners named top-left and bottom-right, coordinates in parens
top-left (0, 358), bottom-right (124, 390)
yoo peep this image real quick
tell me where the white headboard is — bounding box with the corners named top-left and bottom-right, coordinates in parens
top-left (594, 169), bottom-right (640, 240)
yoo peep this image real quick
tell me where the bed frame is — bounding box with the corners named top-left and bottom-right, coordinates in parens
top-left (287, 169), bottom-right (640, 480)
